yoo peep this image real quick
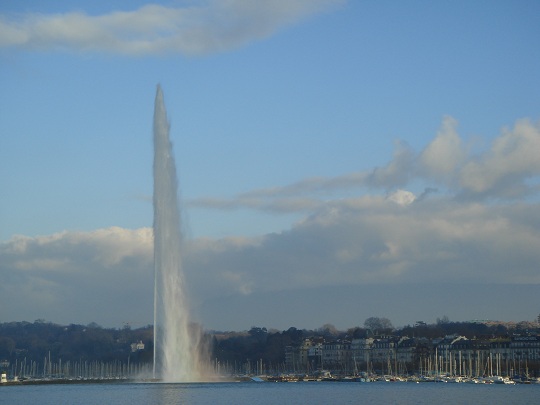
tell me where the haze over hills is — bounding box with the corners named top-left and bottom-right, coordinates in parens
top-left (195, 284), bottom-right (540, 332)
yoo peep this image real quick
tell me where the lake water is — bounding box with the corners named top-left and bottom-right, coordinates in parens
top-left (1, 381), bottom-right (538, 405)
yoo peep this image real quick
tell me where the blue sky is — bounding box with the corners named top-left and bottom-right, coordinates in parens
top-left (1, 1), bottom-right (539, 331)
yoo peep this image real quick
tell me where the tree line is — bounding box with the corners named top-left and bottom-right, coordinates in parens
top-left (1, 317), bottom-right (538, 374)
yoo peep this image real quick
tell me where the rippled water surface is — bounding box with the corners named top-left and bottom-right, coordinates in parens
top-left (1, 381), bottom-right (539, 405)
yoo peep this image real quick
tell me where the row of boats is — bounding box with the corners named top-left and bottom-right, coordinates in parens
top-left (257, 373), bottom-right (540, 384)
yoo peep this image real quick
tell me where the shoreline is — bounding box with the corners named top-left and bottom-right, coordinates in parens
top-left (0, 378), bottom-right (139, 386)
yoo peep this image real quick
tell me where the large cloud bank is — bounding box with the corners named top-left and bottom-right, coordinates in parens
top-left (0, 0), bottom-right (342, 55)
top-left (1, 116), bottom-right (539, 329)
top-left (0, 228), bottom-right (154, 327)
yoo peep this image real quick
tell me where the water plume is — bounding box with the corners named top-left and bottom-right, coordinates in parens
top-left (153, 85), bottom-right (205, 382)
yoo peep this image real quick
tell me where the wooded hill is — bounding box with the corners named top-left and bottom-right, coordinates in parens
top-left (1, 318), bottom-right (538, 371)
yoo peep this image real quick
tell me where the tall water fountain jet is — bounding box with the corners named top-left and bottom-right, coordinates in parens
top-left (153, 85), bottom-right (203, 382)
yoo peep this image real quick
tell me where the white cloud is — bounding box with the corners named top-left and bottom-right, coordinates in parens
top-left (419, 115), bottom-right (465, 182)
top-left (367, 140), bottom-right (415, 189)
top-left (0, 0), bottom-right (343, 55)
top-left (189, 196), bottom-right (540, 294)
top-left (417, 117), bottom-right (540, 198)
top-left (459, 119), bottom-right (540, 197)
top-left (188, 116), bottom-right (540, 212)
top-left (386, 189), bottom-right (416, 206)
top-left (0, 227), bottom-right (154, 326)
top-left (2, 194), bottom-right (539, 328)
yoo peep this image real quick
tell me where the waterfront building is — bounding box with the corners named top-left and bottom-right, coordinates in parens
top-left (130, 341), bottom-right (145, 352)
top-left (351, 338), bottom-right (374, 363)
top-left (510, 335), bottom-right (540, 361)
top-left (369, 336), bottom-right (397, 375)
top-left (322, 340), bottom-right (352, 372)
